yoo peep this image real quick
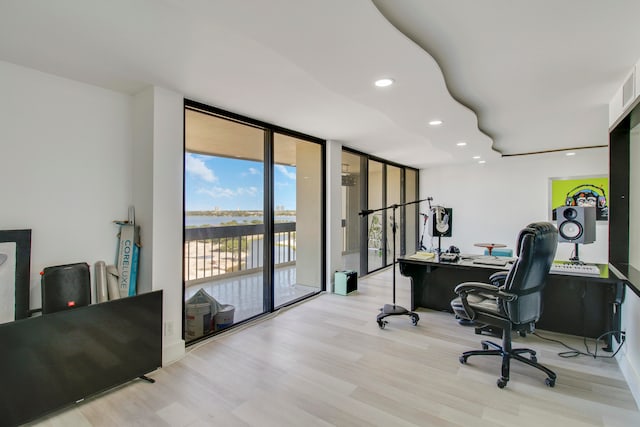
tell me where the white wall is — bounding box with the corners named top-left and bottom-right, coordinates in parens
top-left (133, 87), bottom-right (185, 364)
top-left (0, 61), bottom-right (185, 364)
top-left (0, 60), bottom-right (133, 307)
top-left (420, 148), bottom-right (609, 263)
top-left (326, 140), bottom-right (343, 291)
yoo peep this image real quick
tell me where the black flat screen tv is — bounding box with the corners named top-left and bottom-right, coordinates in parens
top-left (0, 290), bottom-right (163, 427)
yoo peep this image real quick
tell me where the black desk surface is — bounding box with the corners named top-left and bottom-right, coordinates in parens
top-left (609, 262), bottom-right (640, 297)
top-left (399, 255), bottom-right (615, 281)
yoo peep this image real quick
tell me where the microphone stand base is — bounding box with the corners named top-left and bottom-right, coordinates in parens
top-left (376, 304), bottom-right (420, 329)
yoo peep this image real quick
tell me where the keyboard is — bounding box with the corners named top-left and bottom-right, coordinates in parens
top-left (549, 263), bottom-right (601, 277)
top-left (473, 258), bottom-right (510, 267)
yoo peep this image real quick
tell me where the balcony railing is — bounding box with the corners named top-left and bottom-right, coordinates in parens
top-left (184, 222), bottom-right (296, 283)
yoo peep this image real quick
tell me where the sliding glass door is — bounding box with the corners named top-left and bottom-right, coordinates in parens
top-left (342, 149), bottom-right (419, 275)
top-left (367, 160), bottom-right (385, 271)
top-left (405, 168), bottom-right (418, 254)
top-left (386, 164), bottom-right (402, 263)
top-left (341, 151), bottom-right (363, 274)
top-left (184, 102), bottom-right (324, 343)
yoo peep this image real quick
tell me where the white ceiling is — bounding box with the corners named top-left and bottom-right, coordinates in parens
top-left (1, 0), bottom-right (640, 169)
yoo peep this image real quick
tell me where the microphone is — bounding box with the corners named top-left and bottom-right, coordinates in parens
top-left (359, 209), bottom-right (374, 216)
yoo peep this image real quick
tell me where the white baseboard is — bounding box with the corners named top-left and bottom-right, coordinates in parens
top-left (617, 347), bottom-right (640, 408)
top-left (162, 339), bottom-right (185, 366)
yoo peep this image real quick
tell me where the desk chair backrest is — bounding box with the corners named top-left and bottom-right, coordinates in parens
top-left (502, 222), bottom-right (558, 325)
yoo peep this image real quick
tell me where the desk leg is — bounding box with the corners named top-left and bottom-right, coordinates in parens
top-left (399, 263), bottom-right (422, 311)
top-left (603, 282), bottom-right (625, 352)
top-left (603, 302), bottom-right (623, 352)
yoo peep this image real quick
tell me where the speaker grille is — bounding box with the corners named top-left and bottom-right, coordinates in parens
top-left (559, 221), bottom-right (583, 240)
top-left (41, 263), bottom-right (91, 314)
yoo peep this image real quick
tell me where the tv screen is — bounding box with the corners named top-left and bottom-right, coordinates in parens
top-left (0, 290), bottom-right (162, 426)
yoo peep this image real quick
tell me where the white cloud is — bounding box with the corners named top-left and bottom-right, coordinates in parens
top-left (238, 186), bottom-right (259, 196)
top-left (248, 167), bottom-right (260, 175)
top-left (199, 186), bottom-right (259, 198)
top-left (198, 187), bottom-right (233, 198)
top-left (276, 165), bottom-right (296, 180)
top-left (185, 154), bottom-right (217, 183)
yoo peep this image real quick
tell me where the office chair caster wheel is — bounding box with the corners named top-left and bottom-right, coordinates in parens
top-left (481, 343), bottom-right (489, 350)
top-left (377, 320), bottom-right (387, 329)
top-left (410, 314), bottom-right (419, 326)
top-left (545, 378), bottom-right (555, 387)
top-left (459, 356), bottom-right (467, 364)
top-left (530, 355), bottom-right (537, 363)
top-left (497, 378), bottom-right (508, 389)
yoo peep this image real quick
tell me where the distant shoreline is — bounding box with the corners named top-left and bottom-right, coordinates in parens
top-left (185, 213), bottom-right (296, 228)
top-left (187, 210), bottom-right (296, 217)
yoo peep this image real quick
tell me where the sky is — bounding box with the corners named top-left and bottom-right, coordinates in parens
top-left (185, 153), bottom-right (296, 211)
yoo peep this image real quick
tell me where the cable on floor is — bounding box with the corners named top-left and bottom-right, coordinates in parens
top-left (533, 330), bottom-right (626, 359)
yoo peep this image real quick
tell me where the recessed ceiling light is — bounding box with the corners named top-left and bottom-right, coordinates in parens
top-left (478, 160), bottom-right (486, 164)
top-left (456, 142), bottom-right (467, 147)
top-left (472, 155), bottom-right (481, 160)
top-left (566, 152), bottom-right (576, 156)
top-left (429, 119), bottom-right (443, 126)
top-left (374, 78), bottom-right (394, 87)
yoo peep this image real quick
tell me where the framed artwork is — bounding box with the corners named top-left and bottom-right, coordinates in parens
top-left (549, 175), bottom-right (609, 221)
top-left (0, 229), bottom-right (31, 323)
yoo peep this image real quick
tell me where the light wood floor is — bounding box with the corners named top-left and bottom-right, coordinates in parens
top-left (30, 268), bottom-right (640, 426)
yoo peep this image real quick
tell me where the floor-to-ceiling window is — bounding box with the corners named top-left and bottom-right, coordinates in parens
top-left (367, 159), bottom-right (385, 271)
top-left (386, 164), bottom-right (402, 263)
top-left (184, 102), bottom-right (324, 343)
top-left (405, 168), bottom-right (418, 254)
top-left (341, 148), bottom-right (419, 275)
top-left (341, 151), bottom-right (362, 274)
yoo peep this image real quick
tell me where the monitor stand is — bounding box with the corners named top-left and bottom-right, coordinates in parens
top-left (569, 243), bottom-right (584, 264)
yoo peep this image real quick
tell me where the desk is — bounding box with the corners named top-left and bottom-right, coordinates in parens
top-left (398, 257), bottom-right (625, 350)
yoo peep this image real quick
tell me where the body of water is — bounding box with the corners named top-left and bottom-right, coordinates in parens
top-left (185, 215), bottom-right (296, 227)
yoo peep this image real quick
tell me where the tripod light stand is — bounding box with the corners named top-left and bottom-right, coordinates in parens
top-left (360, 199), bottom-right (426, 329)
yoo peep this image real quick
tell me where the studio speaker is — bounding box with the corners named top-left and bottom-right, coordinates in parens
top-left (557, 206), bottom-right (596, 244)
top-left (427, 207), bottom-right (453, 237)
top-left (41, 262), bottom-right (91, 314)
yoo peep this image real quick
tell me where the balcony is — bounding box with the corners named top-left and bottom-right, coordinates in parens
top-left (184, 222), bottom-right (296, 282)
top-left (184, 222), bottom-right (319, 334)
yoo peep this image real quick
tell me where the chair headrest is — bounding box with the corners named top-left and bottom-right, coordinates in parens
top-left (515, 222), bottom-right (558, 258)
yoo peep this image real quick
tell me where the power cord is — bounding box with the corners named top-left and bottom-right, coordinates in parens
top-left (533, 330), bottom-right (626, 359)
top-left (537, 283), bottom-right (628, 359)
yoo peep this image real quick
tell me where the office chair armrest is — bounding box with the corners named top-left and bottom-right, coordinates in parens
top-left (454, 282), bottom-right (518, 302)
top-left (488, 271), bottom-right (508, 286)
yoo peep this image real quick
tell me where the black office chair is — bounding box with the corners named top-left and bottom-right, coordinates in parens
top-left (450, 222), bottom-right (558, 388)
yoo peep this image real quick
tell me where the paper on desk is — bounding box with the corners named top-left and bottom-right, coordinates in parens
top-left (408, 251), bottom-right (436, 260)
